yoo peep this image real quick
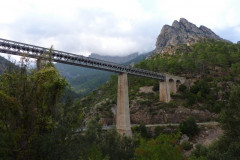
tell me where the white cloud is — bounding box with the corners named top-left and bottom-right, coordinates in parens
top-left (0, 0), bottom-right (239, 57)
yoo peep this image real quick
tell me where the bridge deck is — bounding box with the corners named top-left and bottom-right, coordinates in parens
top-left (0, 38), bottom-right (165, 80)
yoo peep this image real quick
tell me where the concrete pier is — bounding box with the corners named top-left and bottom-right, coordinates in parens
top-left (116, 73), bottom-right (132, 137)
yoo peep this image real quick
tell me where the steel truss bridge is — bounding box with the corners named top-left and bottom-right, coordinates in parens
top-left (0, 38), bottom-right (165, 80)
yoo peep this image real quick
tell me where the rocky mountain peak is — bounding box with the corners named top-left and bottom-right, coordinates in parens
top-left (154, 18), bottom-right (227, 55)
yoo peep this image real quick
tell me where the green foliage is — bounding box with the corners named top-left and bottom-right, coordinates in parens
top-left (201, 85), bottom-right (240, 160)
top-left (179, 117), bottom-right (199, 137)
top-left (181, 140), bottom-right (192, 151)
top-left (185, 80), bottom-right (212, 105)
top-left (82, 119), bottom-right (136, 160)
top-left (178, 84), bottom-right (187, 93)
top-left (135, 40), bottom-right (240, 75)
top-left (231, 62), bottom-right (240, 76)
top-left (188, 85), bottom-right (240, 160)
top-left (191, 144), bottom-right (208, 158)
top-left (206, 137), bottom-right (240, 160)
top-left (135, 133), bottom-right (184, 160)
top-left (188, 156), bottom-right (207, 160)
top-left (154, 126), bottom-right (164, 137)
top-left (132, 124), bottom-right (149, 138)
top-left (219, 85), bottom-right (240, 138)
top-left (180, 79), bottom-right (224, 113)
top-left (0, 57), bottom-right (137, 160)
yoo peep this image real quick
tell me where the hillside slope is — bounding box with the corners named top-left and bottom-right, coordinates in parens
top-left (75, 40), bottom-right (240, 125)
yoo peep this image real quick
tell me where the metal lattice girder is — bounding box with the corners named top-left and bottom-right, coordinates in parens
top-left (0, 38), bottom-right (165, 80)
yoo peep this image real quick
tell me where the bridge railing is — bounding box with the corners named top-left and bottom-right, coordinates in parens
top-left (0, 38), bottom-right (165, 80)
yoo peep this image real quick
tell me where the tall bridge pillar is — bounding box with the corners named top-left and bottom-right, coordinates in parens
top-left (116, 73), bottom-right (132, 137)
top-left (159, 80), bottom-right (171, 103)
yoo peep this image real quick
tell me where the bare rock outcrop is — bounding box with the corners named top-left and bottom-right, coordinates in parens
top-left (154, 18), bottom-right (228, 55)
top-left (130, 103), bottom-right (216, 124)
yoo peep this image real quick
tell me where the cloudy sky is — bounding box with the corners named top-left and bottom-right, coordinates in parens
top-left (0, 0), bottom-right (239, 57)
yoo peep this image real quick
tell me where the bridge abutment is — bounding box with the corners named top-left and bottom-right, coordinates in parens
top-left (116, 73), bottom-right (132, 137)
top-left (159, 75), bottom-right (186, 103)
top-left (169, 79), bottom-right (177, 94)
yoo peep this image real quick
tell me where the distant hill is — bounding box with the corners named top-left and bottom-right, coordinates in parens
top-left (123, 52), bottom-right (151, 66)
top-left (89, 52), bottom-right (138, 63)
top-left (0, 56), bottom-right (16, 74)
top-left (56, 52), bottom-right (149, 97)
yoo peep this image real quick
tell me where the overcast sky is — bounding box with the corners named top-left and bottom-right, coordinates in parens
top-left (0, 0), bottom-right (239, 57)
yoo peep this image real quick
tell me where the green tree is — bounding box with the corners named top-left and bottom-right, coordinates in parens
top-left (135, 133), bottom-right (184, 160)
top-left (0, 55), bottom-right (87, 159)
top-left (179, 117), bottom-right (199, 137)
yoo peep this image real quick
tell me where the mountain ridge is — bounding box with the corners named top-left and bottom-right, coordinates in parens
top-left (154, 18), bottom-right (229, 55)
top-left (89, 52), bottom-right (139, 64)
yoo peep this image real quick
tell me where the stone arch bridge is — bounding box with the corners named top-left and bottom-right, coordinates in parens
top-left (0, 38), bottom-right (185, 137)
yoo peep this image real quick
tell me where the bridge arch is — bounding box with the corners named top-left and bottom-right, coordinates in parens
top-left (159, 75), bottom-right (186, 103)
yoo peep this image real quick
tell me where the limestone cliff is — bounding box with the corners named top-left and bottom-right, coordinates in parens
top-left (154, 18), bottom-right (228, 55)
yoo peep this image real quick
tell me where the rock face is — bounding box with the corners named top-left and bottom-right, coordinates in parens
top-left (130, 105), bottom-right (216, 124)
top-left (155, 18), bottom-right (227, 55)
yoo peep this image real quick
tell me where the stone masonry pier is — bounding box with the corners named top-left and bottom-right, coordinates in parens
top-left (159, 74), bottom-right (186, 102)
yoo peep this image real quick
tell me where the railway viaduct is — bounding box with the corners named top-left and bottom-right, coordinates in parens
top-left (0, 38), bottom-right (185, 137)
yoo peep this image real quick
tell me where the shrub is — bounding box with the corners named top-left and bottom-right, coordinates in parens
top-left (132, 124), bottom-right (149, 138)
top-left (191, 144), bottom-right (208, 158)
top-left (179, 117), bottom-right (200, 137)
top-left (154, 126), bottom-right (164, 137)
top-left (178, 84), bottom-right (187, 93)
top-left (181, 140), bottom-right (192, 151)
top-left (135, 133), bottom-right (184, 160)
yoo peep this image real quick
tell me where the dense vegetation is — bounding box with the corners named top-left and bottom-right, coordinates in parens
top-left (0, 57), bottom-right (136, 159)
